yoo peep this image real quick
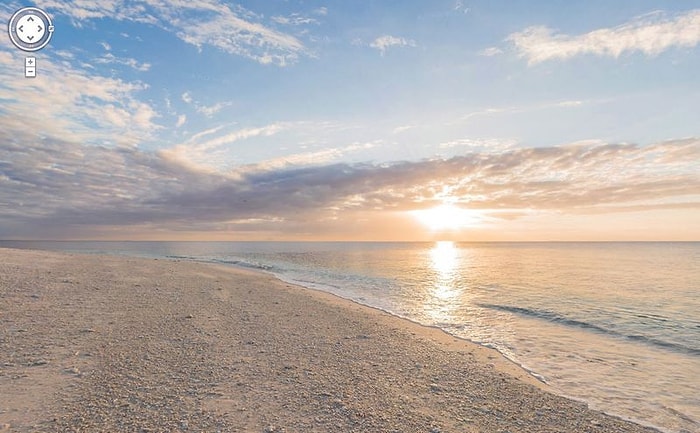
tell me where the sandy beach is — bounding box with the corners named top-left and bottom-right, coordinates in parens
top-left (0, 248), bottom-right (659, 433)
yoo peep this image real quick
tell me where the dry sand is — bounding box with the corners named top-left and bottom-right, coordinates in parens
top-left (0, 248), bottom-right (659, 432)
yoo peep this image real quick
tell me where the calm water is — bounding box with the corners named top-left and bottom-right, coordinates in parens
top-left (2, 241), bottom-right (699, 432)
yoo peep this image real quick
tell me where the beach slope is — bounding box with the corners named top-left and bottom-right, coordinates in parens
top-left (0, 248), bottom-right (658, 432)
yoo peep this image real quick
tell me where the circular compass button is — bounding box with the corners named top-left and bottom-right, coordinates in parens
top-left (8, 7), bottom-right (54, 52)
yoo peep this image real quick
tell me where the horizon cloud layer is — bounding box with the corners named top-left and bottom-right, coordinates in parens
top-left (1, 128), bottom-right (698, 239)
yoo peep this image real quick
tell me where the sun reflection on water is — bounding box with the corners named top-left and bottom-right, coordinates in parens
top-left (425, 241), bottom-right (463, 323)
top-left (431, 241), bottom-right (459, 279)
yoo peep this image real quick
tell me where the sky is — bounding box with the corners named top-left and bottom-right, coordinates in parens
top-left (0, 0), bottom-right (699, 241)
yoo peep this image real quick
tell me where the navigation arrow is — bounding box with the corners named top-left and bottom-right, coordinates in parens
top-left (19, 25), bottom-right (24, 32)
top-left (27, 16), bottom-right (34, 22)
top-left (27, 36), bottom-right (34, 41)
top-left (37, 25), bottom-right (42, 32)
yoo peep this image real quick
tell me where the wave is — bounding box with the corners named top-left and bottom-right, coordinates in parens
top-left (480, 304), bottom-right (700, 357)
top-left (210, 258), bottom-right (276, 272)
top-left (165, 255), bottom-right (277, 272)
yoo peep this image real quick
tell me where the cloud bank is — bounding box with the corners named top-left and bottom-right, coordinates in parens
top-left (1, 125), bottom-right (697, 239)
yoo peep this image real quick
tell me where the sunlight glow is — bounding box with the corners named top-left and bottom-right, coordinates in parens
top-left (412, 204), bottom-right (481, 231)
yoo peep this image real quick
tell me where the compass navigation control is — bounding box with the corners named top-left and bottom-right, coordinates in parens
top-left (8, 7), bottom-right (54, 52)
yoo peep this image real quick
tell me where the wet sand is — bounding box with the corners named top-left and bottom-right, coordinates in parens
top-left (0, 248), bottom-right (659, 432)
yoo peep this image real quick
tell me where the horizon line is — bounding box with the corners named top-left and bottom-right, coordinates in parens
top-left (1, 239), bottom-right (698, 243)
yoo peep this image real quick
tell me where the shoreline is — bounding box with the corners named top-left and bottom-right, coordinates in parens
top-left (163, 259), bottom-right (678, 433)
top-left (272, 276), bottom-right (550, 389)
top-left (0, 247), bottom-right (661, 432)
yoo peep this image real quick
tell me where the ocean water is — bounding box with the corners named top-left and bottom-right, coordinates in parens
top-left (2, 241), bottom-right (699, 433)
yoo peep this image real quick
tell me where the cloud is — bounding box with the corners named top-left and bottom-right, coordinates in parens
top-left (1, 128), bottom-right (698, 239)
top-left (248, 142), bottom-right (378, 171)
top-left (438, 138), bottom-right (517, 152)
top-left (272, 13), bottom-right (319, 26)
top-left (508, 9), bottom-right (700, 64)
top-left (41, 0), bottom-right (308, 66)
top-left (176, 114), bottom-right (187, 128)
top-left (454, 99), bottom-right (598, 124)
top-left (160, 123), bottom-right (288, 171)
top-left (94, 53), bottom-right (151, 71)
top-left (370, 35), bottom-right (417, 55)
top-left (196, 101), bottom-right (233, 117)
top-left (392, 125), bottom-right (416, 134)
top-left (479, 47), bottom-right (503, 57)
top-left (0, 45), bottom-right (160, 147)
top-left (185, 124), bottom-right (286, 152)
top-left (187, 125), bottom-right (227, 143)
top-left (1, 2), bottom-right (17, 13)
top-left (454, 1), bottom-right (470, 14)
top-left (556, 100), bottom-right (583, 107)
top-left (181, 91), bottom-right (232, 117)
top-left (459, 107), bottom-right (509, 122)
top-left (0, 51), bottom-right (12, 65)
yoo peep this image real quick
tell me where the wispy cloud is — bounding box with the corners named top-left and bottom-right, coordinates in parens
top-left (248, 142), bottom-right (378, 171)
top-left (454, 99), bottom-right (599, 124)
top-left (186, 124), bottom-right (286, 153)
top-left (438, 138), bottom-right (517, 152)
top-left (454, 1), bottom-right (471, 14)
top-left (556, 100), bottom-right (584, 107)
top-left (181, 92), bottom-right (233, 117)
top-left (187, 125), bottom-right (227, 143)
top-left (41, 0), bottom-right (308, 66)
top-left (392, 125), bottom-right (417, 134)
top-left (508, 9), bottom-right (700, 65)
top-left (160, 123), bottom-right (288, 171)
top-left (272, 13), bottom-right (319, 26)
top-left (94, 53), bottom-right (151, 71)
top-left (459, 107), bottom-right (509, 122)
top-left (370, 35), bottom-right (417, 55)
top-left (479, 47), bottom-right (503, 57)
top-left (196, 102), bottom-right (233, 117)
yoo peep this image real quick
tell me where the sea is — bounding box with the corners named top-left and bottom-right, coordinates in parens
top-left (1, 240), bottom-right (698, 433)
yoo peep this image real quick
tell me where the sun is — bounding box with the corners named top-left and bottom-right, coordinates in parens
top-left (411, 203), bottom-right (480, 231)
